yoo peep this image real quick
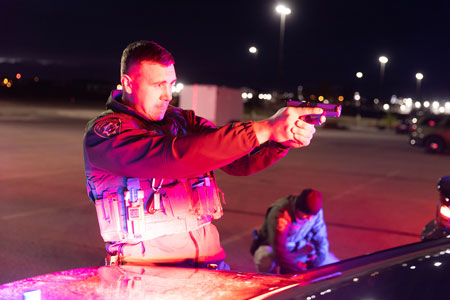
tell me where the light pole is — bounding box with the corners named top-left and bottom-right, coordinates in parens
top-left (355, 71), bottom-right (363, 99)
top-left (275, 4), bottom-right (291, 90)
top-left (415, 72), bottom-right (423, 101)
top-left (249, 46), bottom-right (259, 88)
top-left (355, 72), bottom-right (363, 125)
top-left (378, 56), bottom-right (388, 101)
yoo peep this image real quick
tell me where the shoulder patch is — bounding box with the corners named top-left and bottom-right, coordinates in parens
top-left (276, 217), bottom-right (289, 232)
top-left (94, 118), bottom-right (122, 138)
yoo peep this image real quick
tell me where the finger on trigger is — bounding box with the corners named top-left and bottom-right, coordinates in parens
top-left (313, 107), bottom-right (323, 115)
top-left (295, 119), bottom-right (314, 128)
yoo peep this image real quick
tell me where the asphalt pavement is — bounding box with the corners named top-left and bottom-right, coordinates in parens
top-left (1, 98), bottom-right (449, 284)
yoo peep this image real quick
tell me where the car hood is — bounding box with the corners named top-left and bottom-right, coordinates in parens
top-left (1, 236), bottom-right (450, 300)
top-left (0, 265), bottom-right (304, 300)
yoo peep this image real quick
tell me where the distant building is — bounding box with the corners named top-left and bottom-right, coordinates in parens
top-left (179, 84), bottom-right (243, 126)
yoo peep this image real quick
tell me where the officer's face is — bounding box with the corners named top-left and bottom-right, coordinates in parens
top-left (124, 61), bottom-right (177, 121)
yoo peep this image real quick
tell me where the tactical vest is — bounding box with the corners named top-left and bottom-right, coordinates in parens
top-left (94, 173), bottom-right (224, 243)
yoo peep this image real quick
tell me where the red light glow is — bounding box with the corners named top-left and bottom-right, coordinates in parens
top-left (439, 205), bottom-right (450, 220)
top-left (16, 73), bottom-right (21, 80)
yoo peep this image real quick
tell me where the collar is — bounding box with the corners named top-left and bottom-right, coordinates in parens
top-left (106, 90), bottom-right (171, 123)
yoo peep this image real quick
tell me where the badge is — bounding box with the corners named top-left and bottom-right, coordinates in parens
top-left (94, 118), bottom-right (122, 138)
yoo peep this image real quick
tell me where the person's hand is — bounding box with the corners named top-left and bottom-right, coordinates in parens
top-left (306, 254), bottom-right (318, 269)
top-left (253, 106), bottom-right (325, 148)
top-left (297, 261), bottom-right (308, 271)
top-left (296, 243), bottom-right (315, 257)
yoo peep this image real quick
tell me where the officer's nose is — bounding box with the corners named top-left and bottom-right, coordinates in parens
top-left (161, 84), bottom-right (172, 102)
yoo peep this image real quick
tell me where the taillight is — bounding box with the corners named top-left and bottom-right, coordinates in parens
top-left (439, 205), bottom-right (450, 220)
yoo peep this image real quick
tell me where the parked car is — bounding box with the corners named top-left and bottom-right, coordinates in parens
top-left (1, 235), bottom-right (450, 299)
top-left (422, 176), bottom-right (450, 240)
top-left (395, 117), bottom-right (414, 134)
top-left (409, 114), bottom-right (450, 153)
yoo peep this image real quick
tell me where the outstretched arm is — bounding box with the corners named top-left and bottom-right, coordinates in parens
top-left (221, 106), bottom-right (325, 176)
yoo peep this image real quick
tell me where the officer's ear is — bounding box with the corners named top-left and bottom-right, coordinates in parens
top-left (121, 74), bottom-right (133, 94)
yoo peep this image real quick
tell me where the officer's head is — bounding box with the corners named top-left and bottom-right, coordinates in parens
top-left (120, 41), bottom-right (175, 77)
top-left (120, 41), bottom-right (177, 121)
top-left (295, 189), bottom-right (322, 221)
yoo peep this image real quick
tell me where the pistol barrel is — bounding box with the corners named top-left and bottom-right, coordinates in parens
top-left (315, 103), bottom-right (342, 118)
top-left (286, 99), bottom-right (342, 118)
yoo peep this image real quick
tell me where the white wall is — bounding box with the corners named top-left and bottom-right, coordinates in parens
top-left (179, 84), bottom-right (243, 126)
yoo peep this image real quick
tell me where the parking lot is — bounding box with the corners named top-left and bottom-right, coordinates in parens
top-left (1, 101), bottom-right (449, 284)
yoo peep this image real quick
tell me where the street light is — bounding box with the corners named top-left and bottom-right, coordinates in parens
top-left (415, 72), bottom-right (424, 101)
top-left (379, 56), bottom-right (388, 64)
top-left (276, 4), bottom-right (291, 15)
top-left (275, 4), bottom-right (291, 89)
top-left (378, 55), bottom-right (389, 101)
top-left (356, 72), bottom-right (363, 79)
top-left (249, 46), bottom-right (258, 54)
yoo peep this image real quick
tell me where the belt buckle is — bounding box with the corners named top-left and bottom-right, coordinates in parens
top-left (105, 254), bottom-right (121, 266)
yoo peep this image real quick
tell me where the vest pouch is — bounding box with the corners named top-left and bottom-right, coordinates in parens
top-left (94, 179), bottom-right (218, 243)
top-left (188, 175), bottom-right (224, 219)
top-left (211, 186), bottom-right (224, 219)
top-left (159, 182), bottom-right (191, 218)
top-left (95, 192), bottom-right (126, 242)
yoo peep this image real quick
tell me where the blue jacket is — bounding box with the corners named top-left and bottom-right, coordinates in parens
top-left (257, 195), bottom-right (330, 273)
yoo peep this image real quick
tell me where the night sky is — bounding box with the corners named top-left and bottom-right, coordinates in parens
top-left (2, 0), bottom-right (450, 99)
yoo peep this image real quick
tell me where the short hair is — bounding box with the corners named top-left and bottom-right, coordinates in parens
top-left (120, 40), bottom-right (175, 76)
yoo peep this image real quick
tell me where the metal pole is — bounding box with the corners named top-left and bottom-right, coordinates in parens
top-left (277, 14), bottom-right (286, 90)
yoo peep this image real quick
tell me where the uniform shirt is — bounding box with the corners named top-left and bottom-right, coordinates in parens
top-left (84, 90), bottom-right (289, 203)
top-left (257, 196), bottom-right (330, 273)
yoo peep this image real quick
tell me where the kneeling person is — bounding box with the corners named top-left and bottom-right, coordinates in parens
top-left (252, 189), bottom-right (338, 274)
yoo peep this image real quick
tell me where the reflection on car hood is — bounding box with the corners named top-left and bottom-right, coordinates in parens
top-left (0, 265), bottom-right (302, 300)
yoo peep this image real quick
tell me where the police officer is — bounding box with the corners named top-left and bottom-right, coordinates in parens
top-left (83, 41), bottom-right (325, 269)
top-left (252, 189), bottom-right (338, 274)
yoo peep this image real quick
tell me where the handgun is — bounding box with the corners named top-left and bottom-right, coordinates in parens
top-left (286, 99), bottom-right (342, 125)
